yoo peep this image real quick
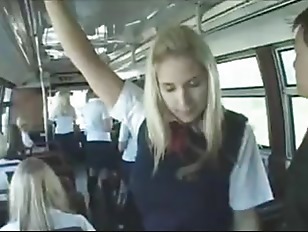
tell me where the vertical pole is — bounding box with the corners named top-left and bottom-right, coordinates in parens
top-left (195, 1), bottom-right (203, 34)
top-left (29, 1), bottom-right (48, 145)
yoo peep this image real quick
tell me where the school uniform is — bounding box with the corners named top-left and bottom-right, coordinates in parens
top-left (82, 98), bottom-right (114, 171)
top-left (0, 208), bottom-right (95, 231)
top-left (50, 108), bottom-right (79, 164)
top-left (82, 98), bottom-right (117, 229)
top-left (20, 130), bottom-right (34, 148)
top-left (110, 81), bottom-right (274, 231)
top-left (118, 123), bottom-right (137, 185)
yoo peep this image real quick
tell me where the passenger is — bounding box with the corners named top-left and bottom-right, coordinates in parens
top-left (117, 123), bottom-right (141, 231)
top-left (50, 90), bottom-right (79, 164)
top-left (0, 157), bottom-right (95, 231)
top-left (284, 7), bottom-right (308, 230)
top-left (118, 123), bottom-right (137, 186)
top-left (44, 1), bottom-right (273, 230)
top-left (16, 116), bottom-right (34, 150)
top-left (7, 124), bottom-right (27, 158)
top-left (0, 133), bottom-right (20, 199)
top-left (81, 89), bottom-right (114, 215)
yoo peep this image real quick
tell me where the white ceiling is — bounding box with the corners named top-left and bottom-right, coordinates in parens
top-left (40, 0), bottom-right (223, 74)
top-left (0, 0), bottom-right (304, 87)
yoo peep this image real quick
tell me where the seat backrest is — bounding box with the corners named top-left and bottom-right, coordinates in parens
top-left (54, 226), bottom-right (83, 231)
top-left (0, 201), bottom-right (8, 227)
top-left (6, 171), bottom-right (13, 183)
top-left (255, 199), bottom-right (285, 231)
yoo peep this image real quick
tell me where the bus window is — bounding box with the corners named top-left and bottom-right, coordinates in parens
top-left (48, 90), bottom-right (87, 130)
top-left (217, 56), bottom-right (263, 89)
top-left (222, 97), bottom-right (269, 146)
top-left (279, 48), bottom-right (305, 149)
top-left (1, 88), bottom-right (12, 136)
top-left (70, 90), bottom-right (87, 130)
top-left (291, 97), bottom-right (308, 148)
top-left (280, 49), bottom-right (296, 85)
top-left (1, 106), bottom-right (9, 137)
top-left (3, 88), bottom-right (11, 102)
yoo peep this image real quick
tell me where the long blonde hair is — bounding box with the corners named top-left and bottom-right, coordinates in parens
top-left (51, 90), bottom-right (75, 118)
top-left (144, 25), bottom-right (224, 175)
top-left (9, 157), bottom-right (70, 230)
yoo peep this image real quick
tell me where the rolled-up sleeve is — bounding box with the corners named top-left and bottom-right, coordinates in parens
top-left (229, 124), bottom-right (274, 211)
top-left (110, 81), bottom-right (145, 139)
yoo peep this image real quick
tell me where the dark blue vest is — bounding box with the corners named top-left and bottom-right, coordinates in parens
top-left (130, 110), bottom-right (247, 231)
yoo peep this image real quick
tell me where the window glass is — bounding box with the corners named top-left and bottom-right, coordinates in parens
top-left (70, 90), bottom-right (87, 129)
top-left (3, 88), bottom-right (12, 102)
top-left (217, 57), bottom-right (263, 89)
top-left (222, 97), bottom-right (269, 146)
top-left (291, 97), bottom-right (308, 148)
top-left (1, 106), bottom-right (9, 137)
top-left (47, 90), bottom-right (87, 130)
top-left (280, 49), bottom-right (296, 85)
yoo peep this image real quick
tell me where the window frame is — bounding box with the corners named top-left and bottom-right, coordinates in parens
top-left (0, 86), bottom-right (12, 135)
top-left (276, 47), bottom-right (296, 87)
top-left (274, 43), bottom-right (297, 159)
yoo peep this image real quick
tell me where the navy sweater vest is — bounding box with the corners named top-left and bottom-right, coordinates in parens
top-left (130, 110), bottom-right (247, 231)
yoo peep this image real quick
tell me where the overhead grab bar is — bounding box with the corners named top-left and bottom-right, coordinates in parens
top-left (195, 1), bottom-right (206, 34)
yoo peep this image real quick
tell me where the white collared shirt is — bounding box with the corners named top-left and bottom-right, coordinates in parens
top-left (21, 131), bottom-right (34, 148)
top-left (110, 81), bottom-right (274, 211)
top-left (50, 107), bottom-right (76, 135)
top-left (82, 98), bottom-right (111, 142)
top-left (118, 123), bottom-right (137, 162)
top-left (0, 208), bottom-right (95, 231)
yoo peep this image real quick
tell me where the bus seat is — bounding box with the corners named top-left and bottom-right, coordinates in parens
top-left (255, 199), bottom-right (285, 230)
top-left (0, 201), bottom-right (8, 227)
top-left (54, 226), bottom-right (83, 231)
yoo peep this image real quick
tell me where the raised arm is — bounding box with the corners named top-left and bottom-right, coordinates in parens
top-left (44, 0), bottom-right (123, 109)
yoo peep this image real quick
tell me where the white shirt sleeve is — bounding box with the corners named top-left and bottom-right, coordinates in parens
top-left (21, 131), bottom-right (34, 148)
top-left (0, 222), bottom-right (18, 231)
top-left (49, 109), bottom-right (57, 121)
top-left (77, 215), bottom-right (96, 231)
top-left (110, 81), bottom-right (145, 139)
top-left (119, 123), bottom-right (130, 142)
top-left (229, 123), bottom-right (274, 211)
top-left (71, 107), bottom-right (77, 121)
top-left (100, 101), bottom-right (110, 120)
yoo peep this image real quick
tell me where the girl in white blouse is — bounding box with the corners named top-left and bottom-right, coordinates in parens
top-left (50, 90), bottom-right (79, 164)
top-left (45, 1), bottom-right (274, 230)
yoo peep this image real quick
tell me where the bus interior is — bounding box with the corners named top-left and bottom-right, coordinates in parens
top-left (0, 0), bottom-right (306, 230)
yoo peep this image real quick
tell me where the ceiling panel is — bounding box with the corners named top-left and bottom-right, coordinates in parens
top-left (40, 0), bottom-right (224, 69)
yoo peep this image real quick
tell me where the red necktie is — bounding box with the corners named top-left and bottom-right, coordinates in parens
top-left (168, 122), bottom-right (189, 154)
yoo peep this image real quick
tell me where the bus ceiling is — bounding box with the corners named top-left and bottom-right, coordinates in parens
top-left (0, 0), bottom-right (304, 87)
